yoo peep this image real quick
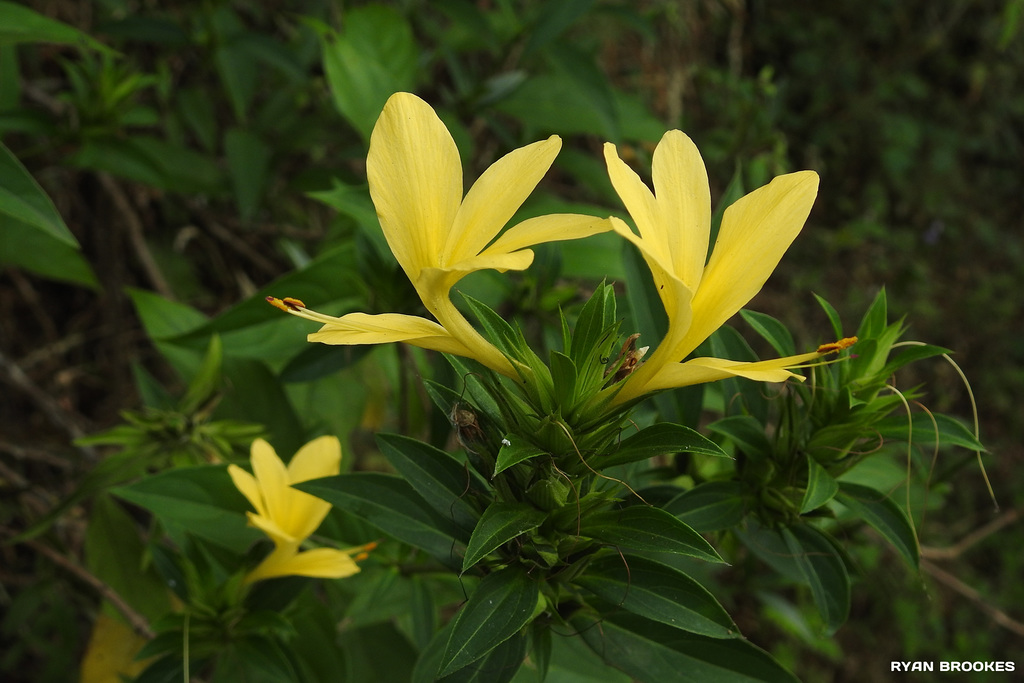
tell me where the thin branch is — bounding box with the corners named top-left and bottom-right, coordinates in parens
top-left (921, 507), bottom-right (1021, 560)
top-left (921, 558), bottom-right (1024, 638)
top-left (21, 536), bottom-right (154, 639)
top-left (97, 172), bottom-right (174, 300)
top-left (0, 348), bottom-right (94, 459)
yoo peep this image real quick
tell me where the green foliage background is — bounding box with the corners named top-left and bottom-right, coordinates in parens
top-left (2, 1), bottom-right (1022, 681)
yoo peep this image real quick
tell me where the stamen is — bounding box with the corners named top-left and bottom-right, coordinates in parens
top-left (816, 336), bottom-right (858, 354)
top-left (266, 296), bottom-right (344, 325)
top-left (266, 296), bottom-right (306, 312)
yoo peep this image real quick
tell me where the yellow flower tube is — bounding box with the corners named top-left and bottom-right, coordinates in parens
top-left (272, 92), bottom-right (609, 378)
top-left (605, 131), bottom-right (846, 404)
top-left (228, 437), bottom-right (372, 583)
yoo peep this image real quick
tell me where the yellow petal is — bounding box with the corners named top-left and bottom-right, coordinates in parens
top-left (247, 511), bottom-right (299, 546)
top-left (641, 351), bottom-right (821, 393)
top-left (367, 92), bottom-right (462, 281)
top-left (445, 136), bottom-right (562, 263)
top-left (609, 217), bottom-right (690, 319)
top-left (287, 435), bottom-right (341, 484)
top-left (682, 171), bottom-right (819, 359)
top-left (80, 613), bottom-right (151, 682)
top-left (307, 312), bottom-right (476, 357)
top-left (250, 439), bottom-right (289, 523)
top-left (227, 464), bottom-right (264, 517)
top-left (481, 213), bottom-right (611, 257)
top-left (418, 251), bottom-right (536, 299)
top-left (246, 547), bottom-right (361, 583)
top-left (282, 436), bottom-right (339, 540)
top-left (651, 131), bottom-right (711, 290)
top-left (603, 143), bottom-right (664, 260)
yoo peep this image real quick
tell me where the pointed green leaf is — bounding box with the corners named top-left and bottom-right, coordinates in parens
top-left (706, 415), bottom-right (773, 461)
top-left (857, 288), bottom-right (888, 339)
top-left (225, 127), bottom-right (271, 222)
top-left (836, 482), bottom-right (920, 568)
top-left (813, 293), bottom-right (844, 341)
top-left (576, 555), bottom-right (738, 638)
top-left (594, 422), bottom-right (728, 470)
top-left (579, 506), bottom-right (723, 563)
top-left (493, 438), bottom-right (547, 476)
top-left (317, 6), bottom-right (418, 140)
top-left (0, 142), bottom-right (77, 246)
top-left (877, 343), bottom-right (951, 377)
top-left (664, 481), bottom-right (747, 533)
top-left (0, 1), bottom-right (112, 51)
top-left (112, 466), bottom-right (260, 554)
top-left (440, 632), bottom-right (526, 683)
top-left (800, 457), bottom-right (839, 513)
top-left (739, 309), bottom-right (796, 357)
top-left (377, 433), bottom-right (482, 531)
top-left (298, 473), bottom-right (466, 569)
top-left (438, 567), bottom-right (539, 677)
top-left (574, 611), bottom-right (800, 683)
top-left (874, 412), bottom-right (985, 451)
top-left (462, 503), bottom-right (547, 572)
top-left (781, 524), bottom-right (850, 634)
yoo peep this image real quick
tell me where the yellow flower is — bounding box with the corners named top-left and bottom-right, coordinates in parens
top-left (271, 92), bottom-right (609, 377)
top-left (605, 131), bottom-right (844, 404)
top-left (228, 436), bottom-right (371, 583)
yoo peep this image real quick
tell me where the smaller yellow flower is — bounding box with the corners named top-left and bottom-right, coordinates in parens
top-left (228, 436), bottom-right (372, 583)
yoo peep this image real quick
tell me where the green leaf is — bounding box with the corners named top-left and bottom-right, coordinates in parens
top-left (876, 343), bottom-right (951, 377)
top-left (439, 632), bottom-right (526, 683)
top-left (568, 281), bottom-right (617, 365)
top-left (664, 481), bottom-right (747, 532)
top-left (593, 423), bottom-right (729, 470)
top-left (706, 415), bottom-right (773, 461)
top-left (549, 351), bottom-right (578, 408)
top-left (70, 137), bottom-right (222, 194)
top-left (438, 567), bottom-right (539, 677)
top-left (493, 438), bottom-right (547, 476)
top-left (0, 142), bottom-right (78, 247)
top-left (739, 310), bottom-right (796, 357)
top-left (874, 412), bottom-right (985, 451)
top-left (0, 212), bottom-right (98, 288)
top-left (0, 1), bottom-right (112, 52)
top-left (544, 42), bottom-right (618, 140)
top-left (377, 433), bottom-right (482, 531)
top-left (580, 506), bottom-right (723, 563)
top-left (813, 293), bottom-right (845, 341)
top-left (836, 482), bottom-right (920, 568)
top-left (574, 611), bottom-right (800, 683)
top-left (0, 142), bottom-right (98, 288)
top-left (781, 524), bottom-right (850, 634)
top-left (576, 555), bottom-right (738, 638)
top-left (297, 473), bottom-right (466, 568)
top-left (800, 457), bottom-right (839, 513)
top-left (856, 287), bottom-right (888, 340)
top-left (112, 465), bottom-right (261, 554)
top-left (317, 6), bottom-right (418, 140)
top-left (462, 503), bottom-right (547, 572)
top-left (225, 127), bottom-right (271, 222)
top-left (84, 494), bottom-right (173, 622)
top-left (522, 0), bottom-right (594, 57)
top-left (170, 244), bottom-right (362, 341)
top-left (459, 292), bottom-right (525, 360)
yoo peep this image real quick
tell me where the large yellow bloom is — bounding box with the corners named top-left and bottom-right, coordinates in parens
top-left (271, 92), bottom-right (609, 377)
top-left (605, 131), bottom-right (842, 404)
top-left (228, 437), bottom-right (370, 583)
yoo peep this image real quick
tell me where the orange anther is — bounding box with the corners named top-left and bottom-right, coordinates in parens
top-left (817, 336), bottom-right (858, 354)
top-left (266, 296), bottom-right (306, 312)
